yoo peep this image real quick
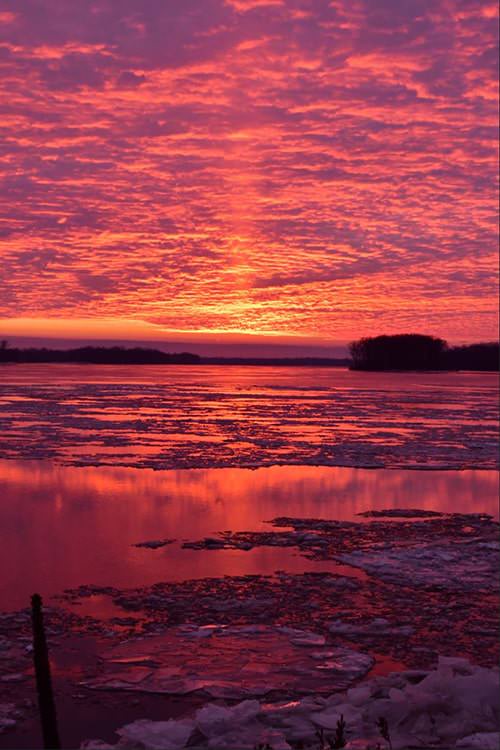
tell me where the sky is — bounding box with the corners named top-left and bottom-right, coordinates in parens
top-left (0, 0), bottom-right (498, 354)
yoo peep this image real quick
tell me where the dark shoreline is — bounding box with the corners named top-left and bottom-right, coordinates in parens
top-left (0, 344), bottom-right (498, 369)
top-left (0, 348), bottom-right (351, 367)
top-left (1, 361), bottom-right (498, 371)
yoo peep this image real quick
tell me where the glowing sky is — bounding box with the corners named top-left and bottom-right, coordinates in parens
top-left (0, 0), bottom-right (498, 348)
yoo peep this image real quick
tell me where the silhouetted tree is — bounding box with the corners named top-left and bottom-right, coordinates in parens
top-left (444, 342), bottom-right (499, 371)
top-left (349, 334), bottom-right (447, 371)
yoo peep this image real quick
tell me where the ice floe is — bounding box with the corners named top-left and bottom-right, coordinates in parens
top-left (184, 513), bottom-right (499, 595)
top-left (81, 625), bottom-right (374, 699)
top-left (357, 508), bottom-right (445, 518)
top-left (328, 618), bottom-right (414, 638)
top-left (338, 540), bottom-right (500, 591)
top-left (133, 539), bottom-right (176, 549)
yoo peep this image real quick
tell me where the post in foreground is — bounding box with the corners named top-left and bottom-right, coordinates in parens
top-left (31, 593), bottom-right (61, 750)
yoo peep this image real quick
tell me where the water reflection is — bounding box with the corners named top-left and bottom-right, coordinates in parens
top-left (1, 365), bottom-right (498, 469)
top-left (0, 460), bottom-right (497, 610)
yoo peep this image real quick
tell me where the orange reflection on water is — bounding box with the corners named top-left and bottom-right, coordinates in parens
top-left (0, 460), bottom-right (497, 610)
top-left (0, 366), bottom-right (498, 471)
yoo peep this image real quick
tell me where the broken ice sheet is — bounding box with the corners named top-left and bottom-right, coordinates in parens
top-left (338, 539), bottom-right (500, 591)
top-left (1, 370), bottom-right (498, 470)
top-left (81, 625), bottom-right (374, 699)
top-left (81, 657), bottom-right (500, 750)
top-left (328, 618), bottom-right (414, 637)
top-left (184, 512), bottom-right (499, 598)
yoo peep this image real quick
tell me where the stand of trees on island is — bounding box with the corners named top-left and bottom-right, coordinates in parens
top-left (349, 334), bottom-right (499, 371)
top-left (0, 335), bottom-right (498, 370)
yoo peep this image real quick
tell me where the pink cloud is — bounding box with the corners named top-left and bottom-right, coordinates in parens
top-left (0, 0), bottom-right (497, 343)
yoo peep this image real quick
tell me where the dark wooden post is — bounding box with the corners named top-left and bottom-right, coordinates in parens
top-left (31, 594), bottom-right (61, 749)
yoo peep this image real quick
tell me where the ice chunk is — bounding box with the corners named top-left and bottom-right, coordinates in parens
top-left (311, 702), bottom-right (362, 731)
top-left (438, 655), bottom-right (475, 674)
top-left (254, 730), bottom-right (291, 749)
top-left (116, 718), bottom-right (194, 750)
top-left (107, 667), bottom-right (153, 684)
top-left (196, 700), bottom-right (260, 736)
top-left (278, 627), bottom-right (326, 647)
top-left (346, 685), bottom-right (371, 706)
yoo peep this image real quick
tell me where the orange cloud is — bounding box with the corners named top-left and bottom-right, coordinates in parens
top-left (0, 0), bottom-right (497, 346)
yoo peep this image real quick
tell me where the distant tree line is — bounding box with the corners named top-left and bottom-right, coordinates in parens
top-left (443, 342), bottom-right (499, 371)
top-left (0, 343), bottom-right (349, 367)
top-left (349, 334), bottom-right (499, 371)
top-left (0, 337), bottom-right (498, 370)
top-left (0, 343), bottom-right (200, 365)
